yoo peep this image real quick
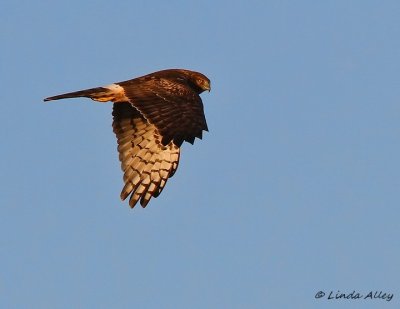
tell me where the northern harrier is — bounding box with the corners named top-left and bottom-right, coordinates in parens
top-left (44, 69), bottom-right (210, 208)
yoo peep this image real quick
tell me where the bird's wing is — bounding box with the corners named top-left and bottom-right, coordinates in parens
top-left (112, 103), bottom-right (180, 208)
top-left (118, 78), bottom-right (208, 147)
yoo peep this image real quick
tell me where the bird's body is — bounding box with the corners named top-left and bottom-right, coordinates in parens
top-left (45, 69), bottom-right (210, 208)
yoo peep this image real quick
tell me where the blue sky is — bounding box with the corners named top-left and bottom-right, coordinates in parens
top-left (1, 1), bottom-right (400, 308)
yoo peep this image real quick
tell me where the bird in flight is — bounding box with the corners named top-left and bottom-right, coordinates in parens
top-left (44, 69), bottom-right (210, 208)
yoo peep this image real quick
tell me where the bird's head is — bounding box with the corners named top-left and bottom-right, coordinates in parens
top-left (155, 69), bottom-right (211, 94)
top-left (189, 71), bottom-right (211, 93)
top-left (174, 69), bottom-right (211, 94)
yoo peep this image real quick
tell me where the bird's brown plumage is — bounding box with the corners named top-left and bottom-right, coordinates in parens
top-left (44, 69), bottom-right (210, 208)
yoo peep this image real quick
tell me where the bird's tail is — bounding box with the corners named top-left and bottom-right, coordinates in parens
top-left (44, 86), bottom-right (116, 102)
